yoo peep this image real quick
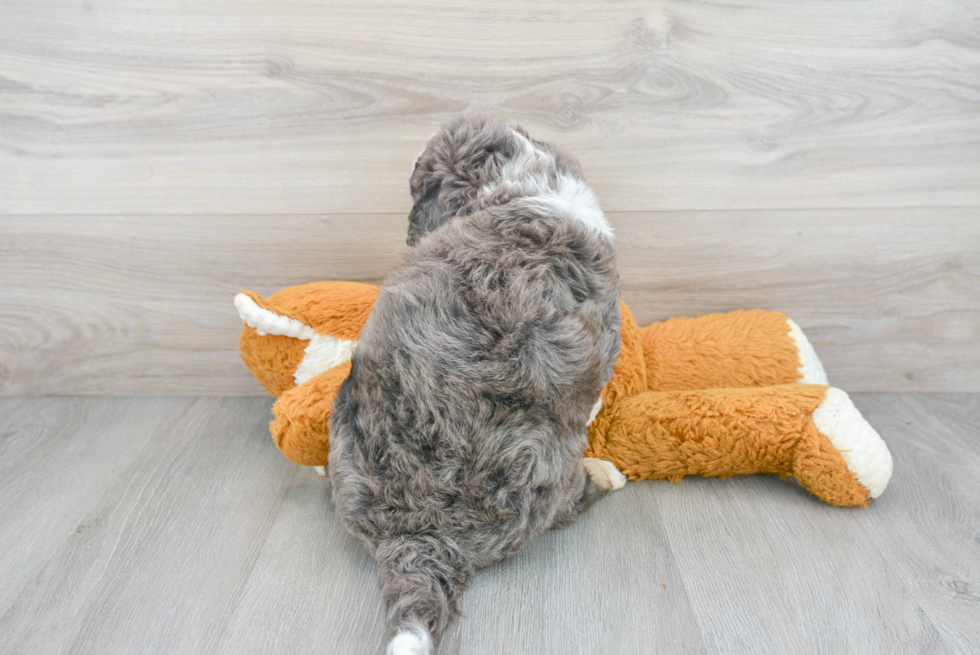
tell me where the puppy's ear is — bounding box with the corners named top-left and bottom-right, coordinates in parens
top-left (406, 116), bottom-right (517, 246)
top-left (406, 183), bottom-right (442, 247)
top-left (407, 135), bottom-right (445, 247)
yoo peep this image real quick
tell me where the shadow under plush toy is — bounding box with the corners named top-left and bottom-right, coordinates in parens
top-left (236, 281), bottom-right (892, 507)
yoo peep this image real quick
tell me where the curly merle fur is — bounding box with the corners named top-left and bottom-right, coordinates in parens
top-left (328, 116), bottom-right (621, 654)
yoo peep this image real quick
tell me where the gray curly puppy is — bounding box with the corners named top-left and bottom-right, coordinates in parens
top-left (328, 116), bottom-right (623, 655)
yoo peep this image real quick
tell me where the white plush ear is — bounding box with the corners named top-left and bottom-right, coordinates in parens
top-left (234, 292), bottom-right (315, 339)
top-left (813, 388), bottom-right (893, 498)
top-left (234, 292), bottom-right (357, 386)
top-left (787, 318), bottom-right (829, 385)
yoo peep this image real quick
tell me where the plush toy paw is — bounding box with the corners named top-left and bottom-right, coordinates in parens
top-left (584, 457), bottom-right (627, 491)
top-left (810, 388), bottom-right (892, 499)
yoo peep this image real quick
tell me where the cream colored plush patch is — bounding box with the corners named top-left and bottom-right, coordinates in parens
top-left (787, 319), bottom-right (829, 385)
top-left (293, 333), bottom-right (357, 385)
top-left (812, 388), bottom-right (893, 498)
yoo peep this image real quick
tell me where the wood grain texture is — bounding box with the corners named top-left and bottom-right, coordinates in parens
top-left (854, 393), bottom-right (980, 652)
top-left (1, 394), bottom-right (978, 654)
top-left (0, 396), bottom-right (192, 619)
top-left (616, 209), bottom-right (980, 392)
top-left (3, 1), bottom-right (978, 651)
top-left (0, 214), bottom-right (408, 395)
top-left (0, 397), bottom-right (295, 655)
top-left (1, 1), bottom-right (979, 215)
top-left (440, 487), bottom-right (706, 654)
top-left (2, 209), bottom-right (977, 395)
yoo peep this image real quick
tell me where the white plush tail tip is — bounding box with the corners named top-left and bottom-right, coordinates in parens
top-left (787, 318), bottom-right (829, 385)
top-left (813, 388), bottom-right (893, 498)
top-left (387, 624), bottom-right (433, 655)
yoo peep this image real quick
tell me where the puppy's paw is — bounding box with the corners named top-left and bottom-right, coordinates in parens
top-left (583, 457), bottom-right (626, 492)
top-left (313, 465), bottom-right (327, 477)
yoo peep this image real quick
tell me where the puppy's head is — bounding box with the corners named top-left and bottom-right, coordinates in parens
top-left (407, 116), bottom-right (522, 246)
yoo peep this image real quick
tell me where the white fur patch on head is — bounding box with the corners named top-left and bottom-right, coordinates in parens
top-left (387, 623), bottom-right (433, 655)
top-left (812, 387), bottom-right (893, 498)
top-left (787, 318), bottom-right (828, 385)
top-left (293, 333), bottom-right (357, 385)
top-left (509, 128), bottom-right (557, 169)
top-left (234, 292), bottom-right (316, 340)
top-left (489, 127), bottom-right (612, 239)
top-left (528, 174), bottom-right (613, 239)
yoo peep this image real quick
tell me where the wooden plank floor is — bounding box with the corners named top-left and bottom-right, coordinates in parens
top-left (1, 394), bottom-right (977, 654)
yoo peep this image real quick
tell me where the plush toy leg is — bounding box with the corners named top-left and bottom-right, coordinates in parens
top-left (269, 362), bottom-right (352, 466)
top-left (586, 384), bottom-right (892, 507)
top-left (640, 309), bottom-right (828, 391)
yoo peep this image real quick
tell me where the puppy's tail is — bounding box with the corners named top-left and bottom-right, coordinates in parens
top-left (378, 535), bottom-right (474, 655)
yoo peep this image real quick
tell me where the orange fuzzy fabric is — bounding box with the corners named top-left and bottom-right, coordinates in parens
top-left (260, 281), bottom-right (378, 341)
top-left (588, 384), bottom-right (869, 506)
top-left (599, 301), bottom-right (648, 408)
top-left (641, 309), bottom-right (803, 391)
top-left (239, 324), bottom-right (307, 398)
top-left (270, 362), bottom-right (352, 466)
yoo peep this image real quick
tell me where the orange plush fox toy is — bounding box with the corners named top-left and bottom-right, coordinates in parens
top-left (236, 281), bottom-right (892, 507)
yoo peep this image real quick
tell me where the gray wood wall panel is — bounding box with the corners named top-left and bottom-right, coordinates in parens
top-left (1, 1), bottom-right (979, 394)
top-left (2, 394), bottom-right (978, 654)
top-left (617, 209), bottom-right (980, 392)
top-left (1, 1), bottom-right (979, 215)
top-left (2, 210), bottom-right (977, 394)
